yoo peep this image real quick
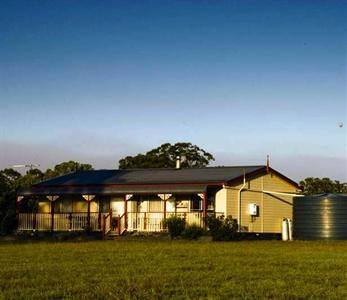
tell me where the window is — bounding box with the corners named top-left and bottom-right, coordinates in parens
top-left (190, 195), bottom-right (202, 211)
top-left (207, 194), bottom-right (215, 211)
top-left (56, 198), bottom-right (72, 213)
top-left (99, 199), bottom-right (110, 213)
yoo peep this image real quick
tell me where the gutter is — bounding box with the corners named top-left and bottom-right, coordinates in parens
top-left (262, 190), bottom-right (305, 197)
top-left (223, 186), bottom-right (303, 197)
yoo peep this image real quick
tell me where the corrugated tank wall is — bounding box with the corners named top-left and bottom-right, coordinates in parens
top-left (293, 193), bottom-right (347, 240)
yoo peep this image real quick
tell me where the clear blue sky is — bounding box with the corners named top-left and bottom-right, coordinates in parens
top-left (0, 0), bottom-right (346, 181)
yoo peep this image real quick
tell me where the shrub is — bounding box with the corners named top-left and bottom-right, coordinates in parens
top-left (0, 193), bottom-right (17, 235)
top-left (206, 215), bottom-right (238, 241)
top-left (1, 209), bottom-right (17, 235)
top-left (162, 216), bottom-right (186, 238)
top-left (182, 224), bottom-right (205, 240)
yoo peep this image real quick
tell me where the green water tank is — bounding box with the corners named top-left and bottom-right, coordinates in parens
top-left (293, 193), bottom-right (347, 240)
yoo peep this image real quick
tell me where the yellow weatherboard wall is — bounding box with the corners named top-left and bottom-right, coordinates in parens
top-left (38, 202), bottom-right (50, 213)
top-left (215, 188), bottom-right (227, 214)
top-left (226, 171), bottom-right (299, 233)
top-left (72, 200), bottom-right (98, 212)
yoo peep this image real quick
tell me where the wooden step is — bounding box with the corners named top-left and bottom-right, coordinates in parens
top-left (105, 229), bottom-right (126, 240)
top-left (105, 230), bottom-right (119, 239)
top-left (107, 232), bottom-right (119, 236)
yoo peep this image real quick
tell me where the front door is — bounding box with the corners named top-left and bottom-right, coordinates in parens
top-left (110, 199), bottom-right (124, 231)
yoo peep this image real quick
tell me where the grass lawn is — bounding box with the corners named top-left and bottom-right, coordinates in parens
top-left (1, 239), bottom-right (347, 299)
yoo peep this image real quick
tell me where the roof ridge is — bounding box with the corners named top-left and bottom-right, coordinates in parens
top-left (77, 165), bottom-right (266, 172)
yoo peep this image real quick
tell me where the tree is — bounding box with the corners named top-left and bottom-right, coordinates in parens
top-left (1, 168), bottom-right (21, 188)
top-left (0, 169), bottom-right (21, 234)
top-left (118, 142), bottom-right (215, 169)
top-left (300, 177), bottom-right (347, 195)
top-left (44, 160), bottom-right (93, 179)
top-left (17, 168), bottom-right (44, 188)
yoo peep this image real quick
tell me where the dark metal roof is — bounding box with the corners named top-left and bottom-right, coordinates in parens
top-left (18, 166), bottom-right (299, 196)
top-left (34, 166), bottom-right (265, 186)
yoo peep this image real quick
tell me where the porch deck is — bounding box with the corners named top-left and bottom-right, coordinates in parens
top-left (17, 211), bottom-right (223, 234)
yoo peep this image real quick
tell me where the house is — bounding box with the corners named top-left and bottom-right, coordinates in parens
top-left (17, 163), bottom-right (301, 236)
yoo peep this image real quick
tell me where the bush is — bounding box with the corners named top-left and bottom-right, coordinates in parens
top-left (206, 215), bottom-right (238, 241)
top-left (0, 193), bottom-right (17, 235)
top-left (162, 216), bottom-right (186, 238)
top-left (182, 224), bottom-right (205, 240)
top-left (1, 209), bottom-right (17, 235)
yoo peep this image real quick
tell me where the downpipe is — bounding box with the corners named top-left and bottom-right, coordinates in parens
top-left (237, 170), bottom-right (246, 232)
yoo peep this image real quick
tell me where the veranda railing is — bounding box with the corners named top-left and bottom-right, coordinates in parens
top-left (127, 211), bottom-right (225, 232)
top-left (18, 211), bottom-right (225, 233)
top-left (18, 212), bottom-right (105, 231)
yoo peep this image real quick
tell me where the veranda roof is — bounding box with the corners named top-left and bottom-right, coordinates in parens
top-left (19, 184), bottom-right (209, 196)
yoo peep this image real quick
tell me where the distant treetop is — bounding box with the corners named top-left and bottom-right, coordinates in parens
top-left (300, 177), bottom-right (347, 195)
top-left (118, 142), bottom-right (215, 169)
top-left (44, 161), bottom-right (93, 179)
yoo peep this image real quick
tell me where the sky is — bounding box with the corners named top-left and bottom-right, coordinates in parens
top-left (0, 0), bottom-right (346, 182)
